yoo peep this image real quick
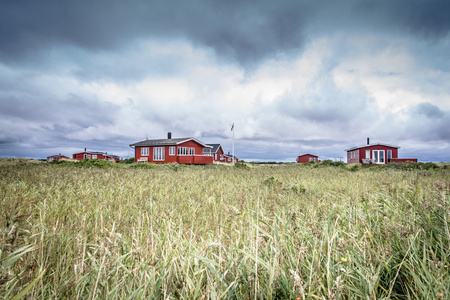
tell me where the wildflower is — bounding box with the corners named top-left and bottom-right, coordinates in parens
top-left (439, 293), bottom-right (443, 298)
top-left (341, 258), bottom-right (348, 262)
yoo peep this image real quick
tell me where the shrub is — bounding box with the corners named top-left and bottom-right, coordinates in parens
top-left (129, 163), bottom-right (157, 169)
top-left (234, 162), bottom-right (249, 169)
top-left (318, 160), bottom-right (345, 167)
top-left (120, 158), bottom-right (135, 164)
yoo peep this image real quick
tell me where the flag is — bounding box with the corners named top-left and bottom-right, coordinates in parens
top-left (231, 123), bottom-right (234, 131)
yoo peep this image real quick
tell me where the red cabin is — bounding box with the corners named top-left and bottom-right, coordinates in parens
top-left (203, 144), bottom-right (225, 162)
top-left (47, 154), bottom-right (70, 162)
top-left (129, 133), bottom-right (213, 164)
top-left (345, 139), bottom-right (417, 164)
top-left (223, 152), bottom-right (240, 163)
top-left (296, 153), bottom-right (319, 163)
top-left (72, 149), bottom-right (120, 162)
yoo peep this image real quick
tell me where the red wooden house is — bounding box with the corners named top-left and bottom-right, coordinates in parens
top-left (129, 133), bottom-right (213, 164)
top-left (296, 153), bottom-right (319, 163)
top-left (203, 144), bottom-right (225, 162)
top-left (223, 152), bottom-right (240, 163)
top-left (106, 155), bottom-right (121, 163)
top-left (47, 154), bottom-right (70, 162)
top-left (345, 139), bottom-right (417, 164)
top-left (72, 149), bottom-right (120, 162)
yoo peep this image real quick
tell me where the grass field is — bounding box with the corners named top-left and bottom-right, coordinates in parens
top-left (1, 158), bottom-right (449, 299)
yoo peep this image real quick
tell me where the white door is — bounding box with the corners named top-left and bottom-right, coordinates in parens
top-left (372, 150), bottom-right (385, 164)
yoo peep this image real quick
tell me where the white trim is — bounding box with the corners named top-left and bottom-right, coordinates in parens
top-left (153, 147), bottom-right (165, 161)
top-left (345, 143), bottom-right (400, 152)
top-left (372, 150), bottom-right (385, 164)
top-left (141, 147), bottom-right (149, 156)
top-left (178, 147), bottom-right (189, 156)
top-left (169, 147), bottom-right (175, 156)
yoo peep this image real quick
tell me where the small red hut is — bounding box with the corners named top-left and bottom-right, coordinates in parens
top-left (203, 144), bottom-right (225, 162)
top-left (47, 154), bottom-right (70, 162)
top-left (296, 153), bottom-right (319, 163)
top-left (72, 149), bottom-right (120, 162)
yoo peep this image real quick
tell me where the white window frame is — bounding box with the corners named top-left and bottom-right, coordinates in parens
top-left (178, 147), bottom-right (189, 156)
top-left (365, 150), bottom-right (370, 159)
top-left (189, 148), bottom-right (195, 155)
top-left (169, 147), bottom-right (175, 156)
top-left (84, 154), bottom-right (87, 159)
top-left (141, 147), bottom-right (149, 156)
top-left (373, 150), bottom-right (385, 164)
top-left (153, 147), bottom-right (165, 161)
top-left (92, 154), bottom-right (97, 159)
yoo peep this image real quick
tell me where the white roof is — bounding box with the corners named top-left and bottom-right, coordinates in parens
top-left (345, 143), bottom-right (400, 152)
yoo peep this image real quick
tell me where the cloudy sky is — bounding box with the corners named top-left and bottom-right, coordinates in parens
top-left (1, 0), bottom-right (449, 162)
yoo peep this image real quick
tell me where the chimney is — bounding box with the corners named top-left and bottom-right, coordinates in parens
top-left (168, 132), bottom-right (172, 139)
top-left (367, 138), bottom-right (370, 145)
top-left (84, 148), bottom-right (86, 152)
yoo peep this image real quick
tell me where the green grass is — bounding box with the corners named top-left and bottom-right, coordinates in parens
top-left (0, 159), bottom-right (449, 299)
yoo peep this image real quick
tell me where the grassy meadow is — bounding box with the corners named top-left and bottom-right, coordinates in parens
top-left (1, 158), bottom-right (449, 299)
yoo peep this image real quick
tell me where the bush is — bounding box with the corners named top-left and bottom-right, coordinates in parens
top-left (234, 162), bottom-right (249, 169)
top-left (129, 163), bottom-right (157, 169)
top-left (318, 160), bottom-right (345, 167)
top-left (375, 161), bottom-right (441, 171)
top-left (77, 159), bottom-right (115, 168)
top-left (120, 158), bottom-right (135, 164)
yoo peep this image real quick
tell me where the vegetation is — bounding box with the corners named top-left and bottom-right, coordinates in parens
top-left (1, 158), bottom-right (449, 299)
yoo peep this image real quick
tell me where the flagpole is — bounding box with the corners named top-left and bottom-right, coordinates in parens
top-left (232, 123), bottom-right (235, 164)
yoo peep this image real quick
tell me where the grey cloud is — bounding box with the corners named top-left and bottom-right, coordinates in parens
top-left (407, 102), bottom-right (450, 141)
top-left (0, 0), bottom-right (310, 68)
top-left (0, 94), bottom-right (118, 126)
top-left (359, 0), bottom-right (450, 39)
top-left (7, 0), bottom-right (449, 70)
top-left (275, 78), bottom-right (376, 130)
top-left (415, 102), bottom-right (445, 118)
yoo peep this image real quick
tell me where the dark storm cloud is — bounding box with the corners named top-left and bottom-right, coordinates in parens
top-left (0, 0), bottom-right (310, 68)
top-left (354, 0), bottom-right (450, 39)
top-left (0, 94), bottom-right (118, 126)
top-left (3, 0), bottom-right (448, 69)
top-left (407, 102), bottom-right (450, 141)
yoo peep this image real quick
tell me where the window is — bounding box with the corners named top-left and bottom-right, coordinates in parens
top-left (153, 147), bottom-right (165, 161)
top-left (92, 154), bottom-right (97, 159)
top-left (84, 154), bottom-right (87, 159)
top-left (87, 155), bottom-right (91, 159)
top-left (141, 147), bottom-right (149, 156)
top-left (178, 147), bottom-right (189, 156)
top-left (189, 148), bottom-right (195, 155)
top-left (169, 147), bottom-right (175, 156)
top-left (387, 150), bottom-right (392, 162)
top-left (365, 150), bottom-right (370, 159)
top-left (373, 150), bottom-right (385, 164)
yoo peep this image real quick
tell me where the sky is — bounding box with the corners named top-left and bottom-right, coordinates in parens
top-left (1, 0), bottom-right (449, 162)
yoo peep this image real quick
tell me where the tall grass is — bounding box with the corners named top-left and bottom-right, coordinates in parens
top-left (0, 159), bottom-right (449, 299)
